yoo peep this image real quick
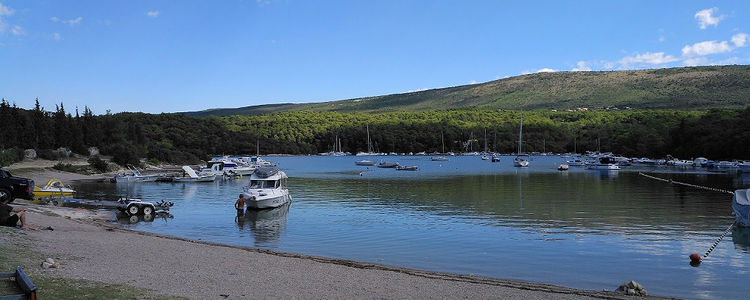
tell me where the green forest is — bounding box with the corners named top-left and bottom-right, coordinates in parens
top-left (2, 98), bottom-right (749, 167)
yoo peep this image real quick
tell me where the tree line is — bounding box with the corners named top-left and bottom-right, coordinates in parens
top-left (1, 98), bottom-right (749, 166)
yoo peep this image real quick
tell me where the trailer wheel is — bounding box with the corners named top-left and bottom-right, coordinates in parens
top-left (127, 204), bottom-right (140, 215)
top-left (142, 206), bottom-right (153, 215)
top-left (143, 213), bottom-right (153, 222)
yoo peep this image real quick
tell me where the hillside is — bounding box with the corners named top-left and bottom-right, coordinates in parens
top-left (185, 65), bottom-right (750, 116)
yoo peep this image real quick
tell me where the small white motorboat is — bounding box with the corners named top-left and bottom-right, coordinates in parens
top-left (241, 166), bottom-right (292, 209)
top-left (587, 157), bottom-right (620, 170)
top-left (513, 155), bottom-right (530, 167)
top-left (355, 159), bottom-right (377, 166)
top-left (174, 166), bottom-right (217, 182)
top-left (557, 164), bottom-right (569, 171)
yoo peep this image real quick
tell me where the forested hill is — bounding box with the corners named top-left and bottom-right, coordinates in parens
top-left (185, 65), bottom-right (750, 116)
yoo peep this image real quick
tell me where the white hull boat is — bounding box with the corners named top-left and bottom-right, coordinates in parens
top-left (175, 166), bottom-right (217, 182)
top-left (241, 167), bottom-right (291, 209)
top-left (588, 157), bottom-right (620, 170)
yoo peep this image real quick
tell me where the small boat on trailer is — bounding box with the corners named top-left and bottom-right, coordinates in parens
top-left (241, 166), bottom-right (292, 209)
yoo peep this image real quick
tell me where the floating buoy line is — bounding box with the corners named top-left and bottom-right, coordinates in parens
top-left (638, 172), bottom-right (735, 195)
top-left (638, 172), bottom-right (736, 266)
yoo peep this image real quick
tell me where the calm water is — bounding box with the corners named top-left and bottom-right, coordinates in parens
top-left (73, 155), bottom-right (750, 299)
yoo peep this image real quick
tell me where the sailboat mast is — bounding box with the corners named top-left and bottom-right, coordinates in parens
top-left (484, 128), bottom-right (487, 152)
top-left (518, 112), bottom-right (524, 155)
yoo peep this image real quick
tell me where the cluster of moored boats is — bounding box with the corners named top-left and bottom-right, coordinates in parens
top-left (558, 152), bottom-right (750, 172)
top-left (111, 156), bottom-right (276, 183)
top-left (109, 155), bottom-right (292, 209)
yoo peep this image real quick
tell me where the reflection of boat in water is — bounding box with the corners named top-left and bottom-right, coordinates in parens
top-left (241, 167), bottom-right (292, 209)
top-left (33, 178), bottom-right (75, 199)
top-left (732, 226), bottom-right (750, 253)
top-left (116, 211), bottom-right (173, 224)
top-left (237, 203), bottom-right (290, 244)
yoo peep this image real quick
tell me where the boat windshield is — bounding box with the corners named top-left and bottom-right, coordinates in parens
top-left (249, 179), bottom-right (279, 189)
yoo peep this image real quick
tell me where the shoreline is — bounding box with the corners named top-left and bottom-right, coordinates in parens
top-left (5, 202), bottom-right (649, 299)
top-left (1, 166), bottom-right (663, 299)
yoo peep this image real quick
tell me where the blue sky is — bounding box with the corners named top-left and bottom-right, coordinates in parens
top-left (1, 1), bottom-right (749, 114)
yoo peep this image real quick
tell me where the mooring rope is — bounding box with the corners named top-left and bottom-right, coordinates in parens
top-left (704, 222), bottom-right (736, 258)
top-left (638, 172), bottom-right (735, 195)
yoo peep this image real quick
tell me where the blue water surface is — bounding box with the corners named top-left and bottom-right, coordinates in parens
top-left (74, 155), bottom-right (750, 299)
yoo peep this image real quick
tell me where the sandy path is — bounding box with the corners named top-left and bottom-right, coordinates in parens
top-left (0, 201), bottom-right (651, 300)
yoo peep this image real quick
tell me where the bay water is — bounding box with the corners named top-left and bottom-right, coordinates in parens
top-left (73, 155), bottom-right (750, 299)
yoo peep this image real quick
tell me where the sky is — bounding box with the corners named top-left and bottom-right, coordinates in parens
top-left (1, 1), bottom-right (749, 114)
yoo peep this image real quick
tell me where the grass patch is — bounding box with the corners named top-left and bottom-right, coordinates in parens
top-left (0, 230), bottom-right (182, 299)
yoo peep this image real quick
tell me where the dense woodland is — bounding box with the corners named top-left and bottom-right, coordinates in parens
top-left (1, 98), bottom-right (749, 167)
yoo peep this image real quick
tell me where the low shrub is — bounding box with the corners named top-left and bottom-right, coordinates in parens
top-left (88, 156), bottom-right (109, 173)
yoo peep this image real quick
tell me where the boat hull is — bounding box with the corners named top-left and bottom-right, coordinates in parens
top-left (245, 193), bottom-right (291, 209)
top-left (587, 164), bottom-right (620, 170)
top-left (173, 175), bottom-right (216, 182)
top-left (33, 189), bottom-right (75, 199)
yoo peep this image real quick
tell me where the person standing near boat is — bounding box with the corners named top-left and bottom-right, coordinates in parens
top-left (235, 194), bottom-right (246, 216)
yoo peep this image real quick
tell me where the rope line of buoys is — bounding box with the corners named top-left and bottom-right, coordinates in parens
top-left (638, 172), bottom-right (735, 195)
top-left (703, 222), bottom-right (735, 258)
top-left (639, 172), bottom-right (737, 266)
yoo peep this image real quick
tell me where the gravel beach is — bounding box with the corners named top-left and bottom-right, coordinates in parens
top-left (1, 165), bottom-right (655, 299)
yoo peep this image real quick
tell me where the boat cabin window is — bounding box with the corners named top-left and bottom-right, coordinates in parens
top-left (250, 179), bottom-right (278, 189)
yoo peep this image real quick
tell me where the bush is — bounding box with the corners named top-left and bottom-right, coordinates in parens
top-left (88, 156), bottom-right (109, 173)
top-left (37, 149), bottom-right (63, 160)
top-left (147, 158), bottom-right (160, 166)
top-left (0, 148), bottom-right (23, 167)
top-left (52, 162), bottom-right (77, 172)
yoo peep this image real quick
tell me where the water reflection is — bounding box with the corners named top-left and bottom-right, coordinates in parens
top-left (116, 212), bottom-right (174, 225)
top-left (731, 226), bottom-right (750, 253)
top-left (236, 203), bottom-right (290, 246)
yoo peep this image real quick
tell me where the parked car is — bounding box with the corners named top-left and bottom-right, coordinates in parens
top-left (0, 168), bottom-right (34, 204)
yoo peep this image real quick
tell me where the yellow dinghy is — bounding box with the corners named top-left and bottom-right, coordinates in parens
top-left (33, 178), bottom-right (76, 199)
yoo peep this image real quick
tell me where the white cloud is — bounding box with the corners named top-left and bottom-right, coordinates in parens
top-left (0, 3), bottom-right (13, 16)
top-left (694, 7), bottom-right (724, 29)
top-left (50, 16), bottom-right (59, 22)
top-left (63, 17), bottom-right (83, 26)
top-left (571, 61), bottom-right (591, 71)
top-left (469, 80), bottom-right (479, 84)
top-left (10, 25), bottom-right (24, 35)
top-left (146, 10), bottom-right (160, 18)
top-left (731, 33), bottom-right (748, 47)
top-left (537, 68), bottom-right (557, 73)
top-left (619, 52), bottom-right (679, 65)
top-left (682, 57), bottom-right (707, 66)
top-left (682, 40), bottom-right (732, 56)
top-left (0, 2), bottom-right (15, 34)
top-left (53, 32), bottom-right (61, 40)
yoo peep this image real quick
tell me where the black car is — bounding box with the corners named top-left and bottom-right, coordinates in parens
top-left (0, 168), bottom-right (34, 204)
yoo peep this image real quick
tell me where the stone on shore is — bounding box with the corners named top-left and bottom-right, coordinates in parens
top-left (616, 280), bottom-right (648, 296)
